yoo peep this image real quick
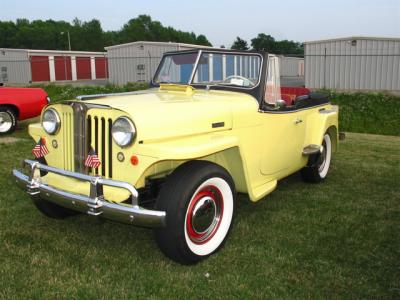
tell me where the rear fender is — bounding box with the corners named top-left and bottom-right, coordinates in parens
top-left (305, 108), bottom-right (339, 152)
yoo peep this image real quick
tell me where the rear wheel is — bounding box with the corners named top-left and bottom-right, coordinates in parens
top-left (0, 107), bottom-right (17, 135)
top-left (301, 133), bottom-right (332, 183)
top-left (154, 160), bottom-right (235, 265)
top-left (32, 197), bottom-right (78, 219)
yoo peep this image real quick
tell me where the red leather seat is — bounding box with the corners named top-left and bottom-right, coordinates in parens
top-left (281, 87), bottom-right (310, 106)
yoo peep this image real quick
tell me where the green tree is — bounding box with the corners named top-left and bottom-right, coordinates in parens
top-left (251, 33), bottom-right (276, 52)
top-left (0, 15), bottom-right (213, 51)
top-left (196, 35), bottom-right (212, 46)
top-left (250, 33), bottom-right (303, 55)
top-left (231, 37), bottom-right (249, 50)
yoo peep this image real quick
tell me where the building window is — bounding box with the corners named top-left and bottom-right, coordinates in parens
top-left (351, 40), bottom-right (357, 46)
top-left (137, 64), bottom-right (145, 70)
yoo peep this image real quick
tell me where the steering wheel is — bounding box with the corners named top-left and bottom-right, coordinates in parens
top-left (222, 75), bottom-right (254, 87)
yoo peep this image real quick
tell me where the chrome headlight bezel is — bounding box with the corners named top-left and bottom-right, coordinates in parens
top-left (42, 108), bottom-right (61, 135)
top-left (112, 117), bottom-right (136, 147)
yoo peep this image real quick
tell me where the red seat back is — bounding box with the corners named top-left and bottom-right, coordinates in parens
top-left (280, 87), bottom-right (311, 106)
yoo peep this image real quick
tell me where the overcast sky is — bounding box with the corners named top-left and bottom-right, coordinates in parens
top-left (1, 0), bottom-right (399, 47)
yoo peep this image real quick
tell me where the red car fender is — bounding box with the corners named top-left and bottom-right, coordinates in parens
top-left (0, 87), bottom-right (48, 120)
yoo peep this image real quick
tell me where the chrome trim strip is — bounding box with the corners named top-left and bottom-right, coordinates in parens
top-left (12, 160), bottom-right (166, 228)
top-left (71, 102), bottom-right (88, 174)
top-left (188, 50), bottom-right (202, 84)
top-left (319, 109), bottom-right (337, 114)
top-left (258, 103), bottom-right (330, 114)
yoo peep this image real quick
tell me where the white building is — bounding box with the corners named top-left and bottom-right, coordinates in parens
top-left (304, 36), bottom-right (400, 91)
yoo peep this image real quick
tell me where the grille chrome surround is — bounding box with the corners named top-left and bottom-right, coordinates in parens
top-left (59, 102), bottom-right (114, 178)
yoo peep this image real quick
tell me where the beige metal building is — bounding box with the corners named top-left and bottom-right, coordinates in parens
top-left (304, 36), bottom-right (400, 91)
top-left (105, 41), bottom-right (219, 85)
top-left (280, 56), bottom-right (304, 77)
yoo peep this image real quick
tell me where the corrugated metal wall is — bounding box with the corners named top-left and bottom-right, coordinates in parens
top-left (280, 56), bottom-right (304, 77)
top-left (0, 49), bottom-right (31, 84)
top-left (107, 43), bottom-right (180, 85)
top-left (1, 48), bottom-right (107, 84)
top-left (305, 38), bottom-right (400, 91)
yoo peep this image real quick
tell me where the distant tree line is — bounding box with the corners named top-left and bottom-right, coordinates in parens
top-left (0, 15), bottom-right (303, 55)
top-left (231, 35), bottom-right (304, 55)
top-left (0, 15), bottom-right (211, 51)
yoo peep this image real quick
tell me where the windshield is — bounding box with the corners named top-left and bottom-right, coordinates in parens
top-left (153, 52), bottom-right (198, 84)
top-left (193, 52), bottom-right (262, 88)
top-left (154, 51), bottom-right (262, 88)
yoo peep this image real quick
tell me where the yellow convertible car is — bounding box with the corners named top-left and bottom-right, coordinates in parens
top-left (13, 49), bottom-right (338, 264)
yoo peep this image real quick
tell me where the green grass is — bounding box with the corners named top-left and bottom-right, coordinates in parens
top-left (0, 128), bottom-right (399, 299)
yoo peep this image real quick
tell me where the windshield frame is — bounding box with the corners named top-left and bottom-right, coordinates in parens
top-left (152, 49), bottom-right (264, 91)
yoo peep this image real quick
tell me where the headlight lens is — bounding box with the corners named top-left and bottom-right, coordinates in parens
top-left (112, 117), bottom-right (136, 147)
top-left (42, 108), bottom-right (60, 134)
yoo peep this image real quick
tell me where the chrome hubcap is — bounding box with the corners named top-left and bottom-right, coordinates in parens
top-left (191, 196), bottom-right (217, 234)
top-left (186, 186), bottom-right (224, 244)
top-left (0, 112), bottom-right (12, 132)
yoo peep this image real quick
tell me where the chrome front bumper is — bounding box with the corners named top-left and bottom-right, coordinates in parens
top-left (12, 159), bottom-right (166, 228)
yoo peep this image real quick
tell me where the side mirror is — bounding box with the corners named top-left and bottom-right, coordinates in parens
top-left (276, 99), bottom-right (286, 109)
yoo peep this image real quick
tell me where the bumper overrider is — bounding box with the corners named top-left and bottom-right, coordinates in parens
top-left (12, 159), bottom-right (166, 228)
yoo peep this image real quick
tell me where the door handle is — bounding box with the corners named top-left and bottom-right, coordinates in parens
top-left (294, 118), bottom-right (303, 124)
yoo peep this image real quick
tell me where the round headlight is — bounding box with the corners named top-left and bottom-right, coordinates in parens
top-left (112, 117), bottom-right (136, 147)
top-left (42, 108), bottom-right (60, 134)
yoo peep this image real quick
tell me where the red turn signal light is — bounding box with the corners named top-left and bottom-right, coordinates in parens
top-left (130, 155), bottom-right (139, 166)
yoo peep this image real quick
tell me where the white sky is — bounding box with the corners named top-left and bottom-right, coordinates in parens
top-left (1, 0), bottom-right (399, 47)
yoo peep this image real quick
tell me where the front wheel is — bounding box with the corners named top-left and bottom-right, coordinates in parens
top-left (301, 133), bottom-right (332, 183)
top-left (32, 197), bottom-right (78, 219)
top-left (154, 161), bottom-right (235, 265)
top-left (0, 107), bottom-right (17, 135)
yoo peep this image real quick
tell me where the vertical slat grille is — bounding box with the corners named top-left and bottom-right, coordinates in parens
top-left (108, 119), bottom-right (113, 178)
top-left (60, 105), bottom-right (113, 179)
top-left (87, 113), bottom-right (113, 178)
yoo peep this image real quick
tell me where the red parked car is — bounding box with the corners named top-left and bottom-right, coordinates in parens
top-left (0, 86), bottom-right (49, 135)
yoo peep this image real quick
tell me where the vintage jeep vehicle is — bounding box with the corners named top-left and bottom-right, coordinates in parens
top-left (0, 87), bottom-right (50, 134)
top-left (13, 49), bottom-right (338, 264)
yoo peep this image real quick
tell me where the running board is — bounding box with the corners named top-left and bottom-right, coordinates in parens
top-left (302, 144), bottom-right (322, 156)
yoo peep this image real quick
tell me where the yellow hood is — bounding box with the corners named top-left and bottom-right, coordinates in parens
top-left (83, 87), bottom-right (257, 143)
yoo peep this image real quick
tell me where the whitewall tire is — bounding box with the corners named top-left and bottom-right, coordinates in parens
top-left (154, 161), bottom-right (235, 264)
top-left (0, 107), bottom-right (17, 135)
top-left (301, 133), bottom-right (332, 183)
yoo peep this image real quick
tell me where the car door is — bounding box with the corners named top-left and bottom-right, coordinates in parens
top-left (260, 56), bottom-right (306, 176)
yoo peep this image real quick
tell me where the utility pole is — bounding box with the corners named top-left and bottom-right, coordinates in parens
top-left (61, 31), bottom-right (71, 51)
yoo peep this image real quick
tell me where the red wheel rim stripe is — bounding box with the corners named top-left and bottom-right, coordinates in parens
top-left (186, 185), bottom-right (224, 245)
